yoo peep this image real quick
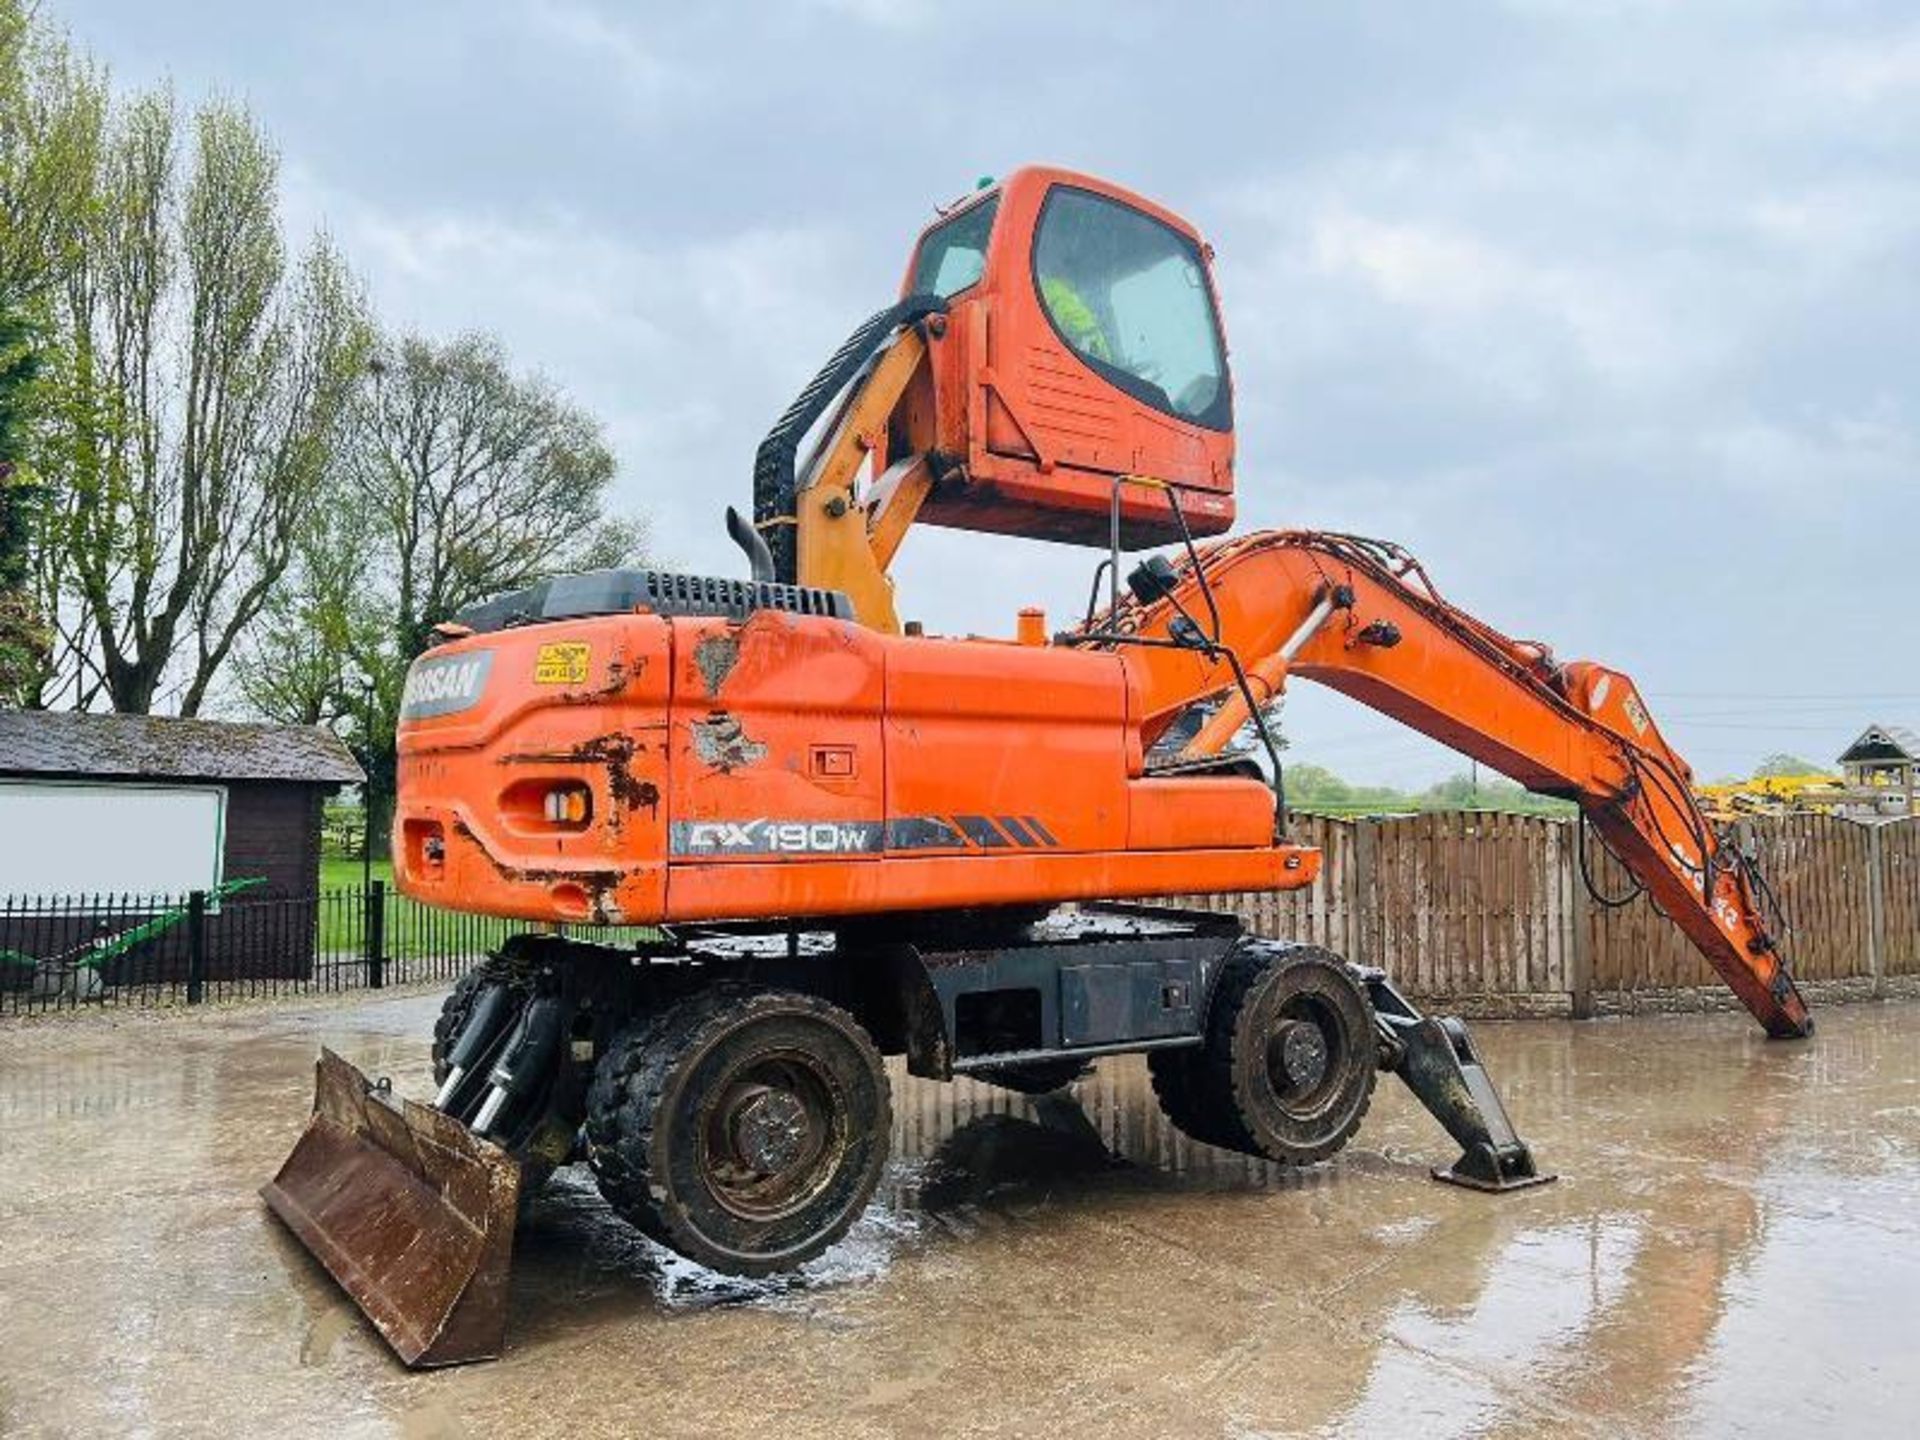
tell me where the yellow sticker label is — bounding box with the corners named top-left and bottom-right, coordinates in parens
top-left (533, 642), bottom-right (591, 685)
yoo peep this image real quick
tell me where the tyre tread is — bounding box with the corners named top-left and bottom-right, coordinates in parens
top-left (585, 986), bottom-right (890, 1272)
top-left (1149, 942), bottom-right (1375, 1165)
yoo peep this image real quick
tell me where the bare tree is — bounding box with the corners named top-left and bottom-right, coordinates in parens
top-left (350, 332), bottom-right (639, 667)
top-left (36, 91), bottom-right (368, 713)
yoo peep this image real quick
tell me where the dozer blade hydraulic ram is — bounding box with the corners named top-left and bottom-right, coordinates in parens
top-left (261, 1049), bottom-right (523, 1368)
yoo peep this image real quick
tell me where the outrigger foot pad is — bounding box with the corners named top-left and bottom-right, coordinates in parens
top-left (1355, 969), bottom-right (1557, 1194)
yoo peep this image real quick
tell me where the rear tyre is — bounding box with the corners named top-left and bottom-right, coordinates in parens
top-left (1149, 944), bottom-right (1377, 1164)
top-left (1146, 1047), bottom-right (1239, 1150)
top-left (585, 987), bottom-right (892, 1275)
top-left (970, 1057), bottom-right (1091, 1095)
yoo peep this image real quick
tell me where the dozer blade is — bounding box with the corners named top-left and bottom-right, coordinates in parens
top-left (261, 1048), bottom-right (522, 1368)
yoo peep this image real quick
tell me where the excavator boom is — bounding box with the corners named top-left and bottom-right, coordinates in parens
top-left (1083, 525), bottom-right (1812, 1038)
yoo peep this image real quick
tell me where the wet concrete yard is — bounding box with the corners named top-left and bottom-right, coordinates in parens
top-left (3, 993), bottom-right (1917, 1438)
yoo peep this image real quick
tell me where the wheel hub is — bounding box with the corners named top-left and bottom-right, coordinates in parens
top-left (1273, 1018), bottom-right (1329, 1091)
top-left (728, 1086), bottom-right (811, 1174)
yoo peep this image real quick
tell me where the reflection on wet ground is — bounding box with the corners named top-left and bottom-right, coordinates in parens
top-left (2, 992), bottom-right (1918, 1437)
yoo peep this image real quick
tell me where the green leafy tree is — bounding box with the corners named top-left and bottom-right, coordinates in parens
top-left (1283, 763), bottom-right (1357, 807)
top-left (0, 2), bottom-right (104, 704)
top-left (233, 499), bottom-right (380, 726)
top-left (239, 331), bottom-right (645, 848)
top-left (1415, 771), bottom-right (1573, 817)
top-left (1753, 752), bottom-right (1831, 778)
top-left (348, 333), bottom-right (642, 668)
top-left (1280, 761), bottom-right (1574, 817)
top-left (1417, 771), bottom-right (1484, 809)
top-left (1285, 762), bottom-right (1414, 814)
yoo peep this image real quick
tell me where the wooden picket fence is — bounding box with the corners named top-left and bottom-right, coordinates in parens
top-left (1175, 812), bottom-right (1917, 1014)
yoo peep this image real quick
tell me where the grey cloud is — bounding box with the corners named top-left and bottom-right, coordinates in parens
top-left (58, 0), bottom-right (1920, 783)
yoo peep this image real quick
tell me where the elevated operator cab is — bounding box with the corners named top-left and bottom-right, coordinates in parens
top-left (896, 166), bottom-right (1237, 549)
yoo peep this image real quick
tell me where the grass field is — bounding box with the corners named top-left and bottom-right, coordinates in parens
top-left (314, 855), bottom-right (511, 957)
top-left (312, 855), bottom-right (658, 957)
top-left (319, 856), bottom-right (393, 891)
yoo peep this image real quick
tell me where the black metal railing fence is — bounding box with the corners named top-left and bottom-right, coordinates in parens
top-left (0, 885), bottom-right (655, 1015)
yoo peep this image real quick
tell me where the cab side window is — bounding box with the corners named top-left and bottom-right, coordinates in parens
top-left (910, 196), bottom-right (999, 299)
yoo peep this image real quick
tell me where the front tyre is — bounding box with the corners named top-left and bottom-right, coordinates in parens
top-left (585, 987), bottom-right (891, 1275)
top-left (430, 968), bottom-right (488, 1087)
top-left (1150, 944), bottom-right (1377, 1165)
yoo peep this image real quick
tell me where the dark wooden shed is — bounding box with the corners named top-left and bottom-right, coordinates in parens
top-left (0, 713), bottom-right (363, 987)
top-left (0, 711), bottom-right (363, 898)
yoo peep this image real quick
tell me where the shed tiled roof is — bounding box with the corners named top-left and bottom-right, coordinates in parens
top-left (0, 710), bottom-right (364, 784)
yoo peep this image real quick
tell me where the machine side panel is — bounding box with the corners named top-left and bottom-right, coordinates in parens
top-left (663, 611), bottom-right (888, 874)
top-left (660, 844), bottom-right (1316, 922)
top-left (882, 637), bottom-right (1131, 858)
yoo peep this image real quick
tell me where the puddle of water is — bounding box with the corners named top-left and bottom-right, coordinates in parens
top-left (10, 997), bottom-right (1920, 1437)
top-left (510, 1057), bottom-right (1364, 1317)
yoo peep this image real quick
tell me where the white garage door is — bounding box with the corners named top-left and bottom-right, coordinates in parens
top-left (0, 781), bottom-right (227, 901)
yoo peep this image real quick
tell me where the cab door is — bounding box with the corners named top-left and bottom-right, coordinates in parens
top-left (1002, 180), bottom-right (1232, 490)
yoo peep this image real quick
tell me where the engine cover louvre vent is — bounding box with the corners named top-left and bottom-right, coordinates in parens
top-left (452, 569), bottom-right (854, 635)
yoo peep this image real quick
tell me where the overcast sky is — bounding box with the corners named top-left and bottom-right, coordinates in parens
top-left (61, 0), bottom-right (1920, 785)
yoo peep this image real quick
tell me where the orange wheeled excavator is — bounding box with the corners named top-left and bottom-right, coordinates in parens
top-left (264, 166), bottom-right (1813, 1367)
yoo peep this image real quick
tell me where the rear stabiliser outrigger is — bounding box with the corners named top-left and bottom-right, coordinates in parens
top-left (1358, 966), bottom-right (1555, 1193)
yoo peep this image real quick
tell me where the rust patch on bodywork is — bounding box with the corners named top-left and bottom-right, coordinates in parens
top-left (449, 818), bottom-right (627, 923)
top-left (564, 733), bottom-right (659, 815)
top-left (694, 631), bottom-right (742, 697)
top-left (691, 711), bottom-right (767, 772)
top-left (556, 651), bottom-right (641, 704)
